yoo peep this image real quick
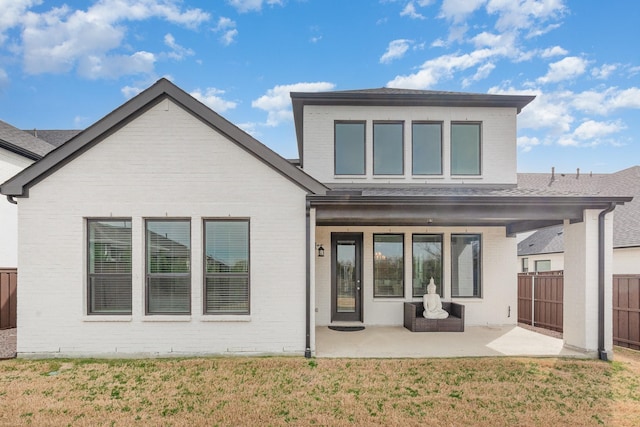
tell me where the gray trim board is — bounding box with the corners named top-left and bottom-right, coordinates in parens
top-left (1, 78), bottom-right (328, 197)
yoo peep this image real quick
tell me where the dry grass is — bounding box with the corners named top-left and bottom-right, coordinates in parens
top-left (0, 349), bottom-right (639, 426)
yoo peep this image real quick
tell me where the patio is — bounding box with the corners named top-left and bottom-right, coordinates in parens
top-left (315, 325), bottom-right (590, 358)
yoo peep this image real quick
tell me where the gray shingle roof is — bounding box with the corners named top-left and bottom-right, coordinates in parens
top-left (0, 120), bottom-right (56, 159)
top-left (518, 225), bottom-right (564, 255)
top-left (517, 166), bottom-right (640, 250)
top-left (22, 129), bottom-right (82, 147)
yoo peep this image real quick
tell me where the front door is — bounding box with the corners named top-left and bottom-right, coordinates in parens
top-left (331, 233), bottom-right (363, 322)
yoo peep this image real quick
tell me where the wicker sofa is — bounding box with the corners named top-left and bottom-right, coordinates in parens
top-left (403, 301), bottom-right (465, 332)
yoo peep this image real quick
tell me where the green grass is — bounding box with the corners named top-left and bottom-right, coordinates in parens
top-left (0, 348), bottom-right (639, 426)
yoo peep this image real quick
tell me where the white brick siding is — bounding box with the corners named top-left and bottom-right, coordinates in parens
top-left (17, 99), bottom-right (309, 357)
top-left (302, 105), bottom-right (517, 185)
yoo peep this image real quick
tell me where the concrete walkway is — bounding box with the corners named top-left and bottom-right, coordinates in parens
top-left (315, 325), bottom-right (589, 358)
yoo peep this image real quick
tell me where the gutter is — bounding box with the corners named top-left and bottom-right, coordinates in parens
top-left (598, 202), bottom-right (617, 361)
top-left (305, 201), bottom-right (312, 358)
top-left (6, 195), bottom-right (17, 205)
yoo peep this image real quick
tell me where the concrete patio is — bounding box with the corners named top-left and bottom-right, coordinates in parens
top-left (315, 325), bottom-right (590, 358)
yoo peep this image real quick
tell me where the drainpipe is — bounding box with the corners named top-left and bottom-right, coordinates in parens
top-left (305, 200), bottom-right (312, 358)
top-left (6, 196), bottom-right (17, 205)
top-left (598, 202), bottom-right (617, 361)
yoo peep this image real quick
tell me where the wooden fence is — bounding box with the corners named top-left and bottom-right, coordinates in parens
top-left (518, 273), bottom-right (640, 349)
top-left (0, 268), bottom-right (17, 330)
top-left (613, 275), bottom-right (640, 350)
top-left (517, 272), bottom-right (564, 332)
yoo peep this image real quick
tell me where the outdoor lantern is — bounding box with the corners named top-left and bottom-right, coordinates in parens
top-left (317, 244), bottom-right (325, 257)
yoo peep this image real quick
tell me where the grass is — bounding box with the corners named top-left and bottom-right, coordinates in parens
top-left (0, 348), bottom-right (639, 426)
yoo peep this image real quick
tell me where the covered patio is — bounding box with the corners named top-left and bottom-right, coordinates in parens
top-left (315, 325), bottom-right (588, 358)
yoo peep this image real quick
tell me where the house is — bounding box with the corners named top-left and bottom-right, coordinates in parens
top-left (517, 167), bottom-right (640, 274)
top-left (0, 79), bottom-right (632, 359)
top-left (0, 120), bottom-right (64, 268)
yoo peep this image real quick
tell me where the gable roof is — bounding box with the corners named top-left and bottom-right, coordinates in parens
top-left (1, 78), bottom-right (327, 197)
top-left (290, 87), bottom-right (535, 166)
top-left (518, 166), bottom-right (640, 251)
top-left (0, 119), bottom-right (57, 160)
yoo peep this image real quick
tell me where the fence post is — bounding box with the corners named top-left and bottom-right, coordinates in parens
top-left (531, 275), bottom-right (536, 327)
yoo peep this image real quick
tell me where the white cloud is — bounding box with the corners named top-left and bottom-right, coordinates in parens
top-left (214, 17), bottom-right (238, 46)
top-left (573, 119), bottom-right (624, 141)
top-left (400, 2), bottom-right (426, 20)
top-left (517, 135), bottom-right (541, 152)
top-left (190, 88), bottom-right (238, 112)
top-left (252, 82), bottom-right (335, 126)
top-left (121, 85), bottom-right (143, 98)
top-left (463, 62), bottom-right (495, 86)
top-left (486, 0), bottom-right (567, 32)
top-left (591, 63), bottom-right (617, 80)
top-left (439, 0), bottom-right (486, 24)
top-left (537, 56), bottom-right (589, 84)
top-left (227, 0), bottom-right (284, 13)
top-left (19, 1), bottom-right (208, 77)
top-left (164, 34), bottom-right (194, 60)
top-left (380, 39), bottom-right (413, 64)
top-left (387, 48), bottom-right (496, 88)
top-left (572, 87), bottom-right (640, 115)
top-left (0, 0), bottom-right (40, 45)
top-left (0, 68), bottom-right (9, 89)
top-left (540, 45), bottom-right (567, 58)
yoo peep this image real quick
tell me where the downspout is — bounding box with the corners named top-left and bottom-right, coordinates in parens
top-left (6, 195), bottom-right (17, 205)
top-left (305, 200), bottom-right (312, 358)
top-left (598, 202), bottom-right (617, 361)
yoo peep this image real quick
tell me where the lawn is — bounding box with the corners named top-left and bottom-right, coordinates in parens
top-left (1, 348), bottom-right (639, 426)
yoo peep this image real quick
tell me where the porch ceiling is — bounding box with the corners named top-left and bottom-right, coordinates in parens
top-left (308, 193), bottom-right (632, 235)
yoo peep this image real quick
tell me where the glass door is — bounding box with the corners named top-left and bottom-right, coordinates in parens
top-left (331, 233), bottom-right (362, 322)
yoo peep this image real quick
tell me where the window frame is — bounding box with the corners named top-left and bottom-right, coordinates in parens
top-left (450, 121), bottom-right (482, 176)
top-left (145, 218), bottom-right (192, 315)
top-left (451, 233), bottom-right (482, 298)
top-left (411, 234), bottom-right (444, 298)
top-left (334, 120), bottom-right (366, 176)
top-left (202, 218), bottom-right (251, 315)
top-left (86, 218), bottom-right (132, 315)
top-left (522, 257), bottom-right (529, 273)
top-left (411, 121), bottom-right (443, 176)
top-left (373, 233), bottom-right (405, 298)
top-left (373, 121), bottom-right (404, 176)
top-left (535, 259), bottom-right (551, 272)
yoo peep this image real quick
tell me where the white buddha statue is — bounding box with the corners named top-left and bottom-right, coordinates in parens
top-left (423, 277), bottom-right (449, 319)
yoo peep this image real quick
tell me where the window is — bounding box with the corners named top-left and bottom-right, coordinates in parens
top-left (146, 220), bottom-right (191, 314)
top-left (451, 122), bottom-right (481, 175)
top-left (204, 220), bottom-right (250, 314)
top-left (412, 122), bottom-right (442, 175)
top-left (373, 234), bottom-right (404, 297)
top-left (87, 219), bottom-right (132, 315)
top-left (451, 234), bottom-right (481, 297)
top-left (335, 121), bottom-right (365, 175)
top-left (522, 257), bottom-right (529, 273)
top-left (535, 260), bottom-right (551, 272)
top-left (412, 234), bottom-right (443, 297)
top-left (373, 122), bottom-right (403, 175)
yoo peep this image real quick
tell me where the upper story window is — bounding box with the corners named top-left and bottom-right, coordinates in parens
top-left (451, 122), bottom-right (481, 175)
top-left (373, 122), bottom-right (403, 175)
top-left (412, 122), bottom-right (442, 175)
top-left (87, 219), bottom-right (132, 315)
top-left (335, 121), bottom-right (365, 175)
top-left (146, 219), bottom-right (191, 315)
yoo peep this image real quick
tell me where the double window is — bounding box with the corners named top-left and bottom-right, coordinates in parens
top-left (204, 220), bottom-right (250, 314)
top-left (87, 219), bottom-right (132, 315)
top-left (146, 220), bottom-right (191, 314)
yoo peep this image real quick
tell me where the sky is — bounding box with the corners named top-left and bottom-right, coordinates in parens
top-left (0, 0), bottom-right (639, 173)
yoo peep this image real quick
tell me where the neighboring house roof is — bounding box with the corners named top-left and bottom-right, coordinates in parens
top-left (518, 225), bottom-right (564, 256)
top-left (0, 78), bottom-right (328, 197)
top-left (517, 166), bottom-right (640, 253)
top-left (22, 129), bottom-right (82, 148)
top-left (0, 119), bottom-right (57, 160)
top-left (290, 88), bottom-right (535, 166)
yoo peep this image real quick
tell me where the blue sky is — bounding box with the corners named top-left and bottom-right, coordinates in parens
top-left (0, 0), bottom-right (639, 173)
